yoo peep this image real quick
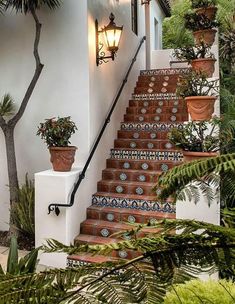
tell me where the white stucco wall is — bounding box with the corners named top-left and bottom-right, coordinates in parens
top-left (0, 0), bottom-right (146, 233)
top-left (150, 0), bottom-right (165, 51)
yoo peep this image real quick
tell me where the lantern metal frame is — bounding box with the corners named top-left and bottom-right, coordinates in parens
top-left (96, 13), bottom-right (123, 66)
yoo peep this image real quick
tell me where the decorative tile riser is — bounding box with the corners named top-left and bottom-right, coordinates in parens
top-left (126, 106), bottom-right (186, 115)
top-left (87, 206), bottom-right (175, 224)
top-left (134, 87), bottom-right (177, 95)
top-left (138, 74), bottom-right (182, 82)
top-left (114, 139), bottom-right (175, 150)
top-left (110, 149), bottom-right (183, 161)
top-left (117, 130), bottom-right (170, 140)
top-left (124, 113), bottom-right (188, 123)
top-left (132, 93), bottom-right (178, 100)
top-left (97, 181), bottom-right (156, 196)
top-left (120, 122), bottom-right (185, 132)
top-left (92, 195), bottom-right (175, 213)
top-left (140, 68), bottom-right (190, 76)
top-left (102, 169), bottom-right (159, 183)
top-left (106, 159), bottom-right (181, 171)
top-left (129, 99), bottom-right (183, 107)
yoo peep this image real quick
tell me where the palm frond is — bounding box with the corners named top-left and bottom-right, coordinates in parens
top-left (4, 0), bottom-right (62, 14)
top-left (0, 94), bottom-right (15, 117)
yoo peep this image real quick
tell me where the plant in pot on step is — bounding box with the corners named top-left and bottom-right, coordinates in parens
top-left (191, 0), bottom-right (217, 21)
top-left (173, 41), bottom-right (216, 77)
top-left (176, 70), bottom-right (219, 121)
top-left (37, 116), bottom-right (77, 172)
top-left (184, 12), bottom-right (219, 46)
top-left (167, 117), bottom-right (230, 161)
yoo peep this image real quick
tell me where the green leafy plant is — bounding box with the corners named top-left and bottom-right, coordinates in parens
top-left (37, 116), bottom-right (77, 147)
top-left (173, 41), bottom-right (215, 62)
top-left (11, 175), bottom-right (35, 238)
top-left (164, 279), bottom-right (235, 303)
top-left (185, 12), bottom-right (219, 31)
top-left (2, 236), bottom-right (39, 275)
top-left (176, 70), bottom-right (218, 98)
top-left (220, 30), bottom-right (235, 71)
top-left (0, 94), bottom-right (15, 117)
top-left (168, 117), bottom-right (231, 152)
top-left (192, 0), bottom-right (217, 9)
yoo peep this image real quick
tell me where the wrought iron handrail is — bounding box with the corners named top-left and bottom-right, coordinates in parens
top-left (48, 36), bottom-right (146, 215)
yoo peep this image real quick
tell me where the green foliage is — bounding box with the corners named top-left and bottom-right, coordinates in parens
top-left (6, 236), bottom-right (39, 275)
top-left (3, 0), bottom-right (62, 14)
top-left (163, 0), bottom-right (194, 49)
top-left (184, 12), bottom-right (219, 31)
top-left (157, 153), bottom-right (235, 206)
top-left (173, 41), bottom-right (215, 62)
top-left (176, 70), bottom-right (218, 97)
top-left (220, 30), bottom-right (235, 70)
top-left (168, 118), bottom-right (230, 152)
top-left (216, 0), bottom-right (235, 31)
top-left (12, 175), bottom-right (35, 237)
top-left (37, 116), bottom-right (77, 147)
top-left (0, 94), bottom-right (15, 117)
top-left (164, 279), bottom-right (235, 303)
top-left (191, 0), bottom-right (217, 9)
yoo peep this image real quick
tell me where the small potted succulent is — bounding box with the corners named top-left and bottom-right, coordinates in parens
top-left (176, 71), bottom-right (218, 121)
top-left (191, 0), bottom-right (217, 21)
top-left (184, 12), bottom-right (218, 46)
top-left (173, 42), bottom-right (216, 77)
top-left (37, 116), bottom-right (78, 172)
top-left (167, 117), bottom-right (228, 161)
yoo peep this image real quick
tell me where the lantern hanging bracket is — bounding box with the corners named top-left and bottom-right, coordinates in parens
top-left (95, 13), bottom-right (123, 66)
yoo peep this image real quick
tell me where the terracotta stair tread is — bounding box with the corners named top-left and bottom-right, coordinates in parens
top-left (75, 234), bottom-right (118, 245)
top-left (87, 205), bottom-right (176, 221)
top-left (81, 219), bottom-right (162, 234)
top-left (107, 158), bottom-right (182, 164)
top-left (68, 253), bottom-right (119, 264)
top-left (102, 168), bottom-right (162, 175)
top-left (98, 179), bottom-right (156, 187)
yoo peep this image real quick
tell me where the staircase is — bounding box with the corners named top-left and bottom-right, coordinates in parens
top-left (67, 68), bottom-right (189, 267)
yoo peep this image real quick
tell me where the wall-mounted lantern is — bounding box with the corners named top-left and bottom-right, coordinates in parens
top-left (96, 13), bottom-right (123, 66)
top-left (141, 0), bottom-right (151, 4)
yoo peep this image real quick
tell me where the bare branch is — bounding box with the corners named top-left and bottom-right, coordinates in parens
top-left (0, 114), bottom-right (7, 130)
top-left (9, 8), bottom-right (44, 128)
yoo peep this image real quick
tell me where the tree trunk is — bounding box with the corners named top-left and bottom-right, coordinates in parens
top-left (3, 127), bottom-right (19, 203)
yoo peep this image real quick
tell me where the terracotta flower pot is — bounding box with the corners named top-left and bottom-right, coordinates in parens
top-left (185, 96), bottom-right (216, 121)
top-left (183, 151), bottom-right (217, 162)
top-left (191, 58), bottom-right (216, 77)
top-left (195, 6), bottom-right (217, 21)
top-left (49, 146), bottom-right (77, 172)
top-left (193, 29), bottom-right (217, 46)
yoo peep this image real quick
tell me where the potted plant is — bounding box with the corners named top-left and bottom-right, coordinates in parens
top-left (173, 42), bottom-right (216, 77)
top-left (191, 0), bottom-right (217, 21)
top-left (176, 71), bottom-right (218, 121)
top-left (37, 116), bottom-right (78, 172)
top-left (167, 117), bottom-right (229, 161)
top-left (184, 12), bottom-right (218, 46)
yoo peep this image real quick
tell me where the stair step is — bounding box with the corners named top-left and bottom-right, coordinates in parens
top-left (124, 113), bottom-right (188, 123)
top-left (80, 219), bottom-right (162, 239)
top-left (102, 168), bottom-right (160, 182)
top-left (120, 121), bottom-right (185, 132)
top-left (140, 67), bottom-right (190, 76)
top-left (129, 99), bottom-right (182, 107)
top-left (126, 105), bottom-right (186, 115)
top-left (67, 253), bottom-right (119, 267)
top-left (134, 86), bottom-right (177, 95)
top-left (114, 138), bottom-right (174, 150)
top-left (118, 130), bottom-right (169, 140)
top-left (92, 193), bottom-right (175, 213)
top-left (87, 206), bottom-right (176, 223)
top-left (107, 158), bottom-right (182, 171)
top-left (110, 148), bottom-right (183, 161)
top-left (97, 179), bottom-right (156, 196)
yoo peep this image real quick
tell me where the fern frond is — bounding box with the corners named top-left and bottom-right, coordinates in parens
top-left (0, 94), bottom-right (15, 117)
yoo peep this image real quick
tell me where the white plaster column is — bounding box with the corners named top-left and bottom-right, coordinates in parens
top-left (35, 168), bottom-right (81, 268)
top-left (145, 3), bottom-right (151, 69)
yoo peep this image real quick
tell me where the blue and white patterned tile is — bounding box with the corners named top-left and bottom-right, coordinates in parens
top-left (92, 195), bottom-right (176, 213)
top-left (110, 149), bottom-right (183, 161)
top-left (120, 122), bottom-right (184, 131)
top-left (140, 68), bottom-right (190, 76)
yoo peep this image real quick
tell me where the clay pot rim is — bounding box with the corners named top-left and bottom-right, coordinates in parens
top-left (185, 96), bottom-right (217, 101)
top-left (183, 151), bottom-right (218, 157)
top-left (49, 146), bottom-right (77, 151)
top-left (193, 28), bottom-right (217, 34)
top-left (192, 58), bottom-right (216, 63)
